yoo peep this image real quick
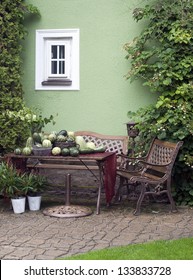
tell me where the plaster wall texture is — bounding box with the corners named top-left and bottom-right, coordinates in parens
top-left (23, 0), bottom-right (157, 135)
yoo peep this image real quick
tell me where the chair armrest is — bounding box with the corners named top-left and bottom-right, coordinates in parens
top-left (130, 173), bottom-right (168, 184)
top-left (138, 160), bottom-right (172, 167)
top-left (117, 154), bottom-right (147, 171)
top-left (116, 154), bottom-right (147, 161)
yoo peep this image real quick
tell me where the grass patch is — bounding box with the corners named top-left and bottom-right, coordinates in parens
top-left (62, 237), bottom-right (193, 260)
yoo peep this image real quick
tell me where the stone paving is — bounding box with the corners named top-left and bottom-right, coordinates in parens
top-left (1, 194), bottom-right (193, 260)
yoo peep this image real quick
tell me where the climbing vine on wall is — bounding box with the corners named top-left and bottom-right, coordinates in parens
top-left (0, 1), bottom-right (54, 154)
top-left (125, 0), bottom-right (193, 205)
top-left (0, 0), bottom-right (39, 109)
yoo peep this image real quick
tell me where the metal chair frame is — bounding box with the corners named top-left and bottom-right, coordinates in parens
top-left (116, 138), bottom-right (183, 215)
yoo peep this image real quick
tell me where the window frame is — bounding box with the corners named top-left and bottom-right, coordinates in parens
top-left (35, 29), bottom-right (80, 91)
top-left (46, 40), bottom-right (71, 79)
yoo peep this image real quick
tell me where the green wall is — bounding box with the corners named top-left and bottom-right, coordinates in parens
top-left (23, 0), bottom-right (157, 135)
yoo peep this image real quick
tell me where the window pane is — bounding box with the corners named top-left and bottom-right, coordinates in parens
top-left (59, 61), bottom-right (65, 74)
top-left (52, 46), bottom-right (57, 59)
top-left (59, 45), bottom-right (65, 59)
top-left (51, 61), bottom-right (58, 74)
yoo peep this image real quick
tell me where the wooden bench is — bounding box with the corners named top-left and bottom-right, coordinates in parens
top-left (27, 131), bottom-right (129, 213)
top-left (74, 131), bottom-right (128, 158)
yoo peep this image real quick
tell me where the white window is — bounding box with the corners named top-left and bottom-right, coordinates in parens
top-left (36, 29), bottom-right (79, 90)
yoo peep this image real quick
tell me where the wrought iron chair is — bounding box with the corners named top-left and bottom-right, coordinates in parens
top-left (115, 138), bottom-right (183, 215)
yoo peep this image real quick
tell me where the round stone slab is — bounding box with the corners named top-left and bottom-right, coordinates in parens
top-left (43, 205), bottom-right (92, 218)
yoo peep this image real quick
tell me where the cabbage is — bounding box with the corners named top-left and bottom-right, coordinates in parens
top-left (86, 142), bottom-right (96, 149)
top-left (75, 136), bottom-right (87, 149)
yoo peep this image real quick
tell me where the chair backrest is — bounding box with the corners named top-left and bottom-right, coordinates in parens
top-left (74, 131), bottom-right (128, 155)
top-left (144, 138), bottom-right (183, 177)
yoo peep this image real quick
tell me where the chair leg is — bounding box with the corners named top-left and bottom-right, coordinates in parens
top-left (133, 183), bottom-right (146, 215)
top-left (166, 178), bottom-right (177, 212)
top-left (114, 176), bottom-right (126, 202)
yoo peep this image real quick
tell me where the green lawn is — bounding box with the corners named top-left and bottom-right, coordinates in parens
top-left (62, 237), bottom-right (193, 260)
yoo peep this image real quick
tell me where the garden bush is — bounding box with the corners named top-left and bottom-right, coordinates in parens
top-left (125, 0), bottom-right (193, 205)
top-left (0, 1), bottom-right (54, 154)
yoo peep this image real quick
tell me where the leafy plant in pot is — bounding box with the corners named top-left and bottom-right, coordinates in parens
top-left (25, 172), bottom-right (48, 211)
top-left (0, 162), bottom-right (28, 214)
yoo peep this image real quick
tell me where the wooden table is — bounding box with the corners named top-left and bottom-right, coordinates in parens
top-left (5, 152), bottom-right (117, 215)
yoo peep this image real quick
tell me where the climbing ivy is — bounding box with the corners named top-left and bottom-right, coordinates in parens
top-left (125, 0), bottom-right (193, 205)
top-left (0, 1), bottom-right (53, 154)
top-left (0, 1), bottom-right (39, 108)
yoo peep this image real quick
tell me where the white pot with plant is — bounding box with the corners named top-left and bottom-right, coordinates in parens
top-left (26, 173), bottom-right (48, 211)
top-left (11, 196), bottom-right (26, 214)
top-left (0, 162), bottom-right (28, 214)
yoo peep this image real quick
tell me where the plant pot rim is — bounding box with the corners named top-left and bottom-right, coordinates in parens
top-left (11, 196), bottom-right (26, 200)
top-left (27, 192), bottom-right (42, 197)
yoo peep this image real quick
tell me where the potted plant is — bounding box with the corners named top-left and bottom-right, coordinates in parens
top-left (25, 172), bottom-right (48, 211)
top-left (0, 162), bottom-right (28, 213)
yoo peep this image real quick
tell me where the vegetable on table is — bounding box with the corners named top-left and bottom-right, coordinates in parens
top-left (42, 139), bottom-right (52, 148)
top-left (22, 147), bottom-right (32, 155)
top-left (52, 147), bottom-right (61, 155)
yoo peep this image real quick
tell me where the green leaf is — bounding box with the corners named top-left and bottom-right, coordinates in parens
top-left (163, 78), bottom-right (172, 85)
top-left (189, 190), bottom-right (193, 196)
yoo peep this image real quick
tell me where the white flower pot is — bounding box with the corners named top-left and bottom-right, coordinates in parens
top-left (27, 195), bottom-right (41, 211)
top-left (11, 197), bottom-right (26, 214)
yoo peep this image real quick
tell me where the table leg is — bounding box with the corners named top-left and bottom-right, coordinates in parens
top-left (43, 173), bottom-right (92, 218)
top-left (65, 173), bottom-right (71, 206)
top-left (96, 162), bottom-right (104, 215)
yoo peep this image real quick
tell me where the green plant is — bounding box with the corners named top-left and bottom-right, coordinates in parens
top-left (25, 172), bottom-right (48, 196)
top-left (125, 0), bottom-right (193, 93)
top-left (125, 0), bottom-right (193, 205)
top-left (0, 105), bottom-right (55, 154)
top-left (0, 162), bottom-right (28, 198)
top-left (0, 1), bottom-right (39, 107)
top-left (0, 1), bottom-right (55, 155)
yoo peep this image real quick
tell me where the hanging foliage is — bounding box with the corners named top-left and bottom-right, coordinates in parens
top-left (0, 1), bottom-right (54, 154)
top-left (0, 1), bottom-right (39, 108)
top-left (125, 0), bottom-right (193, 205)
